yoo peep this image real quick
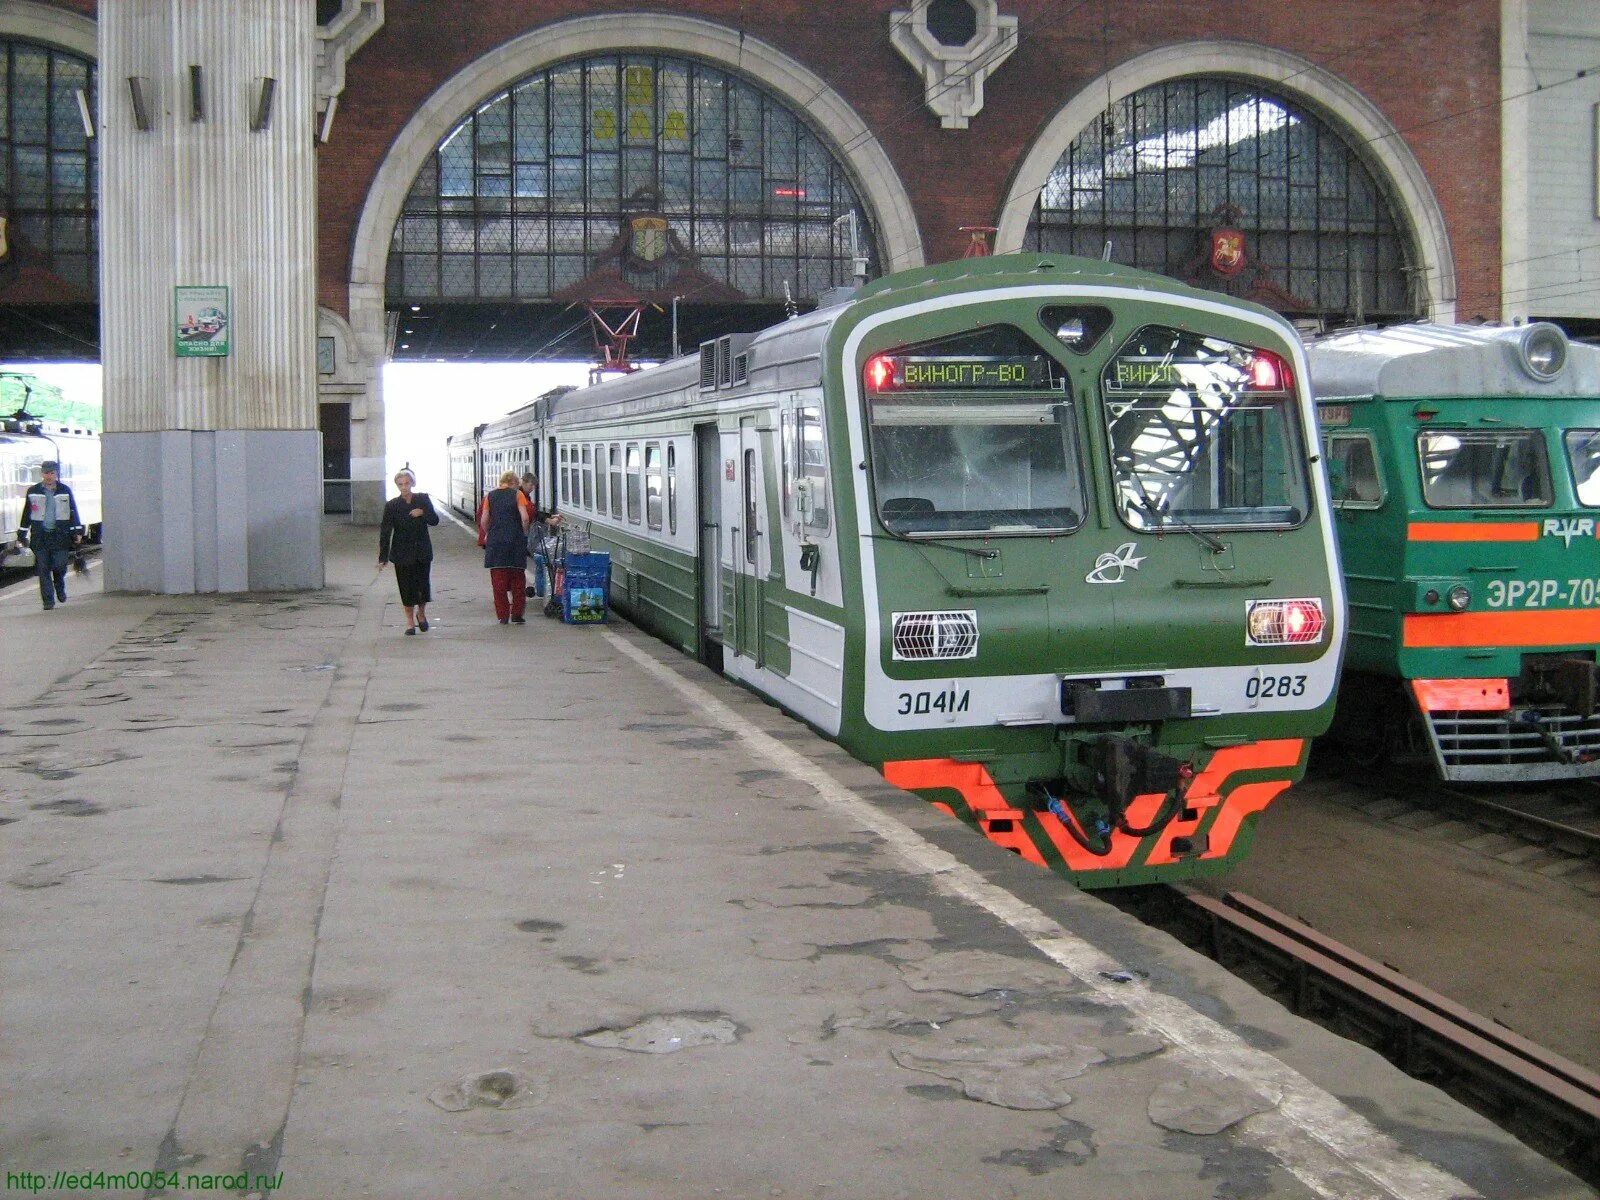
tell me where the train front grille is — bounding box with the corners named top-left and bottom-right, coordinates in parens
top-left (1421, 704), bottom-right (1600, 782)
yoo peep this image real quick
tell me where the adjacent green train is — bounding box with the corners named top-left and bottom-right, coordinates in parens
top-left (1306, 322), bottom-right (1600, 781)
top-left (452, 255), bottom-right (1346, 887)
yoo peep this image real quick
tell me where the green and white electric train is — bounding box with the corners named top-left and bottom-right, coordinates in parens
top-left (450, 254), bottom-right (1345, 888)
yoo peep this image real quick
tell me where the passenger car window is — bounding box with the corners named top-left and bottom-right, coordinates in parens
top-left (1417, 430), bottom-right (1551, 509)
top-left (1324, 433), bottom-right (1383, 508)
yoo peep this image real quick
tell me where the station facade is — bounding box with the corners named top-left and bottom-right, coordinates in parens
top-left (0, 0), bottom-right (1529, 586)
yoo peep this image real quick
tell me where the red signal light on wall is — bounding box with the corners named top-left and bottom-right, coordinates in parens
top-left (1247, 351), bottom-right (1292, 392)
top-left (865, 354), bottom-right (895, 392)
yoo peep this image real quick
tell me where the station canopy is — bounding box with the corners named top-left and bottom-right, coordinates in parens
top-left (1026, 78), bottom-right (1424, 328)
top-left (386, 52), bottom-right (880, 362)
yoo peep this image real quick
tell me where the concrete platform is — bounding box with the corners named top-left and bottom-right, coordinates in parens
top-left (1, 521), bottom-right (1593, 1200)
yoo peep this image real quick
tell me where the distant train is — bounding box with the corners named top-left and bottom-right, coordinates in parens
top-left (451, 254), bottom-right (1346, 888)
top-left (1, 415), bottom-right (101, 563)
top-left (1307, 322), bottom-right (1600, 781)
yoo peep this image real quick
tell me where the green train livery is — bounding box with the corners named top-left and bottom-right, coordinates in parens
top-left (452, 254), bottom-right (1346, 887)
top-left (1306, 322), bottom-right (1600, 781)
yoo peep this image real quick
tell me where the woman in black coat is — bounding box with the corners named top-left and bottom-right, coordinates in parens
top-left (378, 469), bottom-right (440, 635)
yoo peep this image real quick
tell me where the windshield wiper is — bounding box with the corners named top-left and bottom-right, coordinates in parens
top-left (1138, 496), bottom-right (1226, 554)
top-left (869, 529), bottom-right (998, 560)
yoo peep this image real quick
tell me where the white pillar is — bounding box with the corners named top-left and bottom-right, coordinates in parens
top-left (100, 0), bottom-right (322, 592)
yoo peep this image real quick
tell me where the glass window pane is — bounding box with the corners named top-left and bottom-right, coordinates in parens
top-left (1101, 325), bottom-right (1309, 528)
top-left (1566, 430), bottom-right (1600, 507)
top-left (387, 51), bottom-right (877, 306)
top-left (1418, 430), bottom-right (1552, 509)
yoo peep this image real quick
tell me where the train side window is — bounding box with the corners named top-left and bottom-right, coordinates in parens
top-left (645, 442), bottom-right (663, 530)
top-left (797, 405), bottom-right (830, 534)
top-left (626, 443), bottom-right (641, 523)
top-left (559, 444), bottom-right (570, 506)
top-left (1564, 430), bottom-right (1600, 506)
top-left (581, 444), bottom-right (594, 509)
top-left (609, 445), bottom-right (623, 514)
top-left (667, 443), bottom-right (678, 534)
top-left (1324, 433), bottom-right (1383, 508)
top-left (594, 445), bottom-right (608, 514)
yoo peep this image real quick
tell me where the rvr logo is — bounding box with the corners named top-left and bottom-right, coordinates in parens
top-left (1543, 517), bottom-right (1595, 547)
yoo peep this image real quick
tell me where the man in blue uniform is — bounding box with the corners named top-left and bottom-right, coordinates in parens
top-left (18, 459), bottom-right (82, 610)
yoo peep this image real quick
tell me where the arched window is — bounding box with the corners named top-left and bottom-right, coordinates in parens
top-left (389, 53), bottom-right (876, 306)
top-left (1026, 78), bottom-right (1418, 323)
top-left (0, 39), bottom-right (97, 294)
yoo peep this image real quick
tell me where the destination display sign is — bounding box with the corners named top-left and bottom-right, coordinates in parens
top-left (866, 354), bottom-right (1053, 392)
top-left (1105, 357), bottom-right (1191, 390)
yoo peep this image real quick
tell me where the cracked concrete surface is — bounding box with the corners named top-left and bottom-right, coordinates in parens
top-left (1, 524), bottom-right (1594, 1199)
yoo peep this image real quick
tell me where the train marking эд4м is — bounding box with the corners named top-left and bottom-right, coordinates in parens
top-left (454, 254), bottom-right (1345, 887)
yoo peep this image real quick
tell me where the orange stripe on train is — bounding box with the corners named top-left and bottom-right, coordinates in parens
top-left (884, 741), bottom-right (1303, 873)
top-left (1406, 521), bottom-right (1540, 542)
top-left (1411, 678), bottom-right (1509, 712)
top-left (1403, 608), bottom-right (1600, 648)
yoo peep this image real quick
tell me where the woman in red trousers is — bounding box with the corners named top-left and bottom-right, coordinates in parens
top-left (477, 471), bottom-right (532, 624)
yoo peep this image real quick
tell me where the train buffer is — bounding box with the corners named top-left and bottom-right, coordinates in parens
top-left (0, 519), bottom-right (1590, 1199)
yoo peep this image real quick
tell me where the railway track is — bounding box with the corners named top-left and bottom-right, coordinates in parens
top-left (1119, 885), bottom-right (1600, 1190)
top-left (1310, 752), bottom-right (1600, 879)
top-left (1429, 779), bottom-right (1600, 857)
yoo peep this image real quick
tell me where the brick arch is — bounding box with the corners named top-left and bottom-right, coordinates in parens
top-left (348, 12), bottom-right (923, 303)
top-left (995, 41), bottom-right (1456, 322)
top-left (0, 2), bottom-right (95, 58)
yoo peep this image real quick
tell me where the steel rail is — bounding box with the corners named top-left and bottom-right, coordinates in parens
top-left (1429, 782), bottom-right (1600, 853)
top-left (1152, 885), bottom-right (1600, 1190)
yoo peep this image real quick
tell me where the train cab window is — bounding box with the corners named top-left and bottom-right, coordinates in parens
top-left (1101, 326), bottom-right (1310, 530)
top-left (1417, 430), bottom-right (1551, 509)
top-left (609, 445), bottom-right (623, 515)
top-left (645, 443), bottom-right (663, 530)
top-left (1564, 430), bottom-right (1600, 506)
top-left (1324, 433), bottom-right (1383, 508)
top-left (865, 324), bottom-right (1081, 535)
top-left (667, 443), bottom-right (678, 534)
top-left (581, 444), bottom-right (594, 509)
top-left (626, 443), bottom-right (642, 524)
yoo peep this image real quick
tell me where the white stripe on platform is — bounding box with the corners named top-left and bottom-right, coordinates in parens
top-left (602, 627), bottom-right (1483, 1200)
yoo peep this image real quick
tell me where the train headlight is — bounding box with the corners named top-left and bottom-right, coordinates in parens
top-left (1245, 598), bottom-right (1327, 647)
top-left (1517, 323), bottom-right (1568, 382)
top-left (1447, 585), bottom-right (1471, 611)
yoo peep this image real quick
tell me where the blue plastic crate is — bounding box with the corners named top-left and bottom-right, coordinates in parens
top-left (564, 551), bottom-right (611, 589)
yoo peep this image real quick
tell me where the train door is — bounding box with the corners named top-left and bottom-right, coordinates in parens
top-left (734, 415), bottom-right (766, 665)
top-left (694, 422), bottom-right (723, 668)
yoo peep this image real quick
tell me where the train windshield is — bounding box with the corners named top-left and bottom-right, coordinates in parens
top-left (1417, 430), bottom-right (1551, 509)
top-left (864, 326), bottom-right (1084, 535)
top-left (1101, 326), bottom-right (1310, 530)
top-left (1564, 430), bottom-right (1600, 506)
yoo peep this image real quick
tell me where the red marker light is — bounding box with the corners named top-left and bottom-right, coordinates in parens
top-left (1247, 352), bottom-right (1291, 391)
top-left (1283, 599), bottom-right (1326, 642)
top-left (865, 355), bottom-right (895, 392)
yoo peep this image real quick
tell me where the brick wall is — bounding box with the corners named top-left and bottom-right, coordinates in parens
top-left (51, 0), bottom-right (1506, 321)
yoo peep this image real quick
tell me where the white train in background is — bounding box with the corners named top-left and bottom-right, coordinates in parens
top-left (1, 414), bottom-right (102, 563)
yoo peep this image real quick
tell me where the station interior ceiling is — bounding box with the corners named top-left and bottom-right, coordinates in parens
top-left (1, 300), bottom-right (1595, 364)
top-left (389, 300), bottom-right (793, 363)
top-left (0, 301), bottom-right (795, 365)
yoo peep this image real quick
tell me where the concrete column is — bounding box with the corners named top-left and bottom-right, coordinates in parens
top-left (100, 0), bottom-right (322, 592)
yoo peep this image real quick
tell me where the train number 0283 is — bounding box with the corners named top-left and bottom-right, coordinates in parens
top-left (1246, 674), bottom-right (1307, 700)
top-left (896, 687), bottom-right (972, 716)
